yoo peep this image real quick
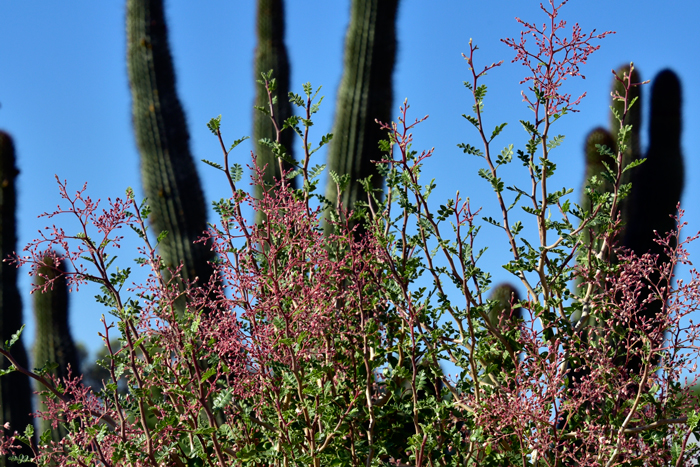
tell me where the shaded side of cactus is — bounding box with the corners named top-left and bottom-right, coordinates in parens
top-left (253, 0), bottom-right (296, 214)
top-left (0, 131), bottom-right (34, 467)
top-left (622, 69), bottom-right (683, 261)
top-left (33, 254), bottom-right (80, 443)
top-left (127, 0), bottom-right (215, 288)
top-left (323, 0), bottom-right (399, 236)
top-left (620, 69), bottom-right (683, 376)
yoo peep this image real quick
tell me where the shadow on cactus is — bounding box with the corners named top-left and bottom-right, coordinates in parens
top-left (0, 131), bottom-right (34, 467)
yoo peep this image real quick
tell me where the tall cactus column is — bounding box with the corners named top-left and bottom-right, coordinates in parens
top-left (323, 0), bottom-right (400, 236)
top-left (621, 69), bottom-right (683, 376)
top-left (622, 69), bottom-right (683, 261)
top-left (0, 132), bottom-right (34, 467)
top-left (127, 0), bottom-right (215, 289)
top-left (579, 65), bottom-right (642, 250)
top-left (576, 67), bottom-right (683, 380)
top-left (253, 0), bottom-right (296, 207)
top-left (33, 254), bottom-right (80, 443)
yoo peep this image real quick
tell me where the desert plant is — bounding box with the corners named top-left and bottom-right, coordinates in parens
top-left (253, 0), bottom-right (296, 215)
top-left (126, 0), bottom-right (216, 290)
top-left (0, 132), bottom-right (34, 467)
top-left (322, 0), bottom-right (400, 236)
top-left (32, 253), bottom-right (80, 444)
top-left (576, 66), bottom-right (684, 377)
top-left (2, 2), bottom-right (700, 466)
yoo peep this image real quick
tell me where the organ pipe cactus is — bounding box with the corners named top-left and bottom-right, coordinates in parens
top-left (620, 69), bottom-right (683, 375)
top-left (323, 0), bottom-right (400, 236)
top-left (127, 0), bottom-right (216, 291)
top-left (577, 67), bottom-right (683, 376)
top-left (481, 283), bottom-right (520, 388)
top-left (0, 132), bottom-right (34, 467)
top-left (33, 254), bottom-right (80, 443)
top-left (579, 65), bottom-right (642, 252)
top-left (622, 69), bottom-right (683, 263)
top-left (253, 0), bottom-right (296, 216)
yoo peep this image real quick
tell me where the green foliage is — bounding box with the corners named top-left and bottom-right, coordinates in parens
top-left (0, 131), bottom-right (34, 467)
top-left (1, 4), bottom-right (696, 465)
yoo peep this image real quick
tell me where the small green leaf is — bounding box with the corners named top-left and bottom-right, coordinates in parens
top-left (490, 122), bottom-right (507, 141)
top-left (206, 115), bottom-right (221, 134)
top-left (229, 163), bottom-right (243, 183)
top-left (190, 315), bottom-right (201, 334)
top-left (688, 410), bottom-right (700, 431)
top-left (229, 136), bottom-right (250, 152)
top-left (201, 159), bottom-right (224, 171)
top-left (5, 325), bottom-right (24, 350)
top-left (214, 388), bottom-right (235, 411)
top-left (458, 143), bottom-right (484, 157)
top-left (156, 230), bottom-right (168, 245)
top-left (200, 367), bottom-right (216, 383)
top-left (462, 114), bottom-right (480, 129)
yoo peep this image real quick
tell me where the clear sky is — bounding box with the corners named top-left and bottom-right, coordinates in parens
top-left (0, 1), bottom-right (698, 362)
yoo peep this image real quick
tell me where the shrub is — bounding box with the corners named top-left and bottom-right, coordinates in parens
top-left (1, 1), bottom-right (699, 465)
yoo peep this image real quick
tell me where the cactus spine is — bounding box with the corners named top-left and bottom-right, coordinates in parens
top-left (323, 0), bottom-right (399, 235)
top-left (254, 0), bottom-right (296, 211)
top-left (33, 254), bottom-right (80, 443)
top-left (0, 131), bottom-right (34, 467)
top-left (127, 0), bottom-right (215, 290)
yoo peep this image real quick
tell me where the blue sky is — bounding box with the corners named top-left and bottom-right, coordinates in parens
top-left (0, 1), bottom-right (698, 362)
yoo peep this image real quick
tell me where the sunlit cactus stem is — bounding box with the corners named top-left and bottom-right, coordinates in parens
top-left (577, 127), bottom-right (617, 270)
top-left (33, 254), bottom-right (80, 443)
top-left (323, 0), bottom-right (400, 236)
top-left (126, 0), bottom-right (216, 293)
top-left (481, 283), bottom-right (520, 388)
top-left (0, 131), bottom-right (34, 467)
top-left (253, 0), bottom-right (296, 221)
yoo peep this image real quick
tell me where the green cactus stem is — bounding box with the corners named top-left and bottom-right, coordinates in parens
top-left (577, 127), bottom-right (617, 276)
top-left (0, 131), bottom-right (34, 467)
top-left (127, 0), bottom-right (216, 292)
top-left (622, 69), bottom-right (683, 259)
top-left (323, 0), bottom-right (400, 236)
top-left (481, 283), bottom-right (520, 388)
top-left (253, 0), bottom-right (296, 213)
top-left (620, 69), bottom-right (683, 376)
top-left (579, 65), bottom-right (642, 255)
top-left (33, 254), bottom-right (80, 443)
